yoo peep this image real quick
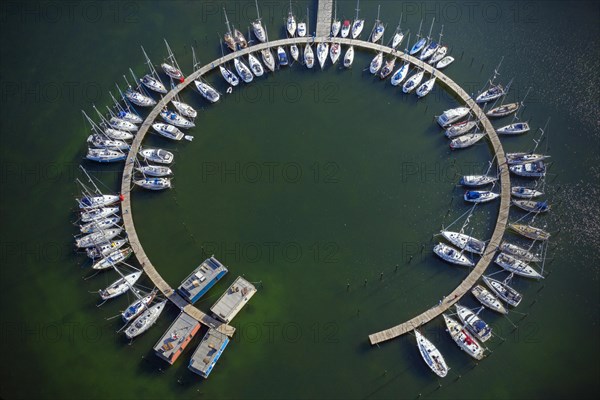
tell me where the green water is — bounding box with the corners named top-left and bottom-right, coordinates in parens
top-left (1, 1), bottom-right (599, 399)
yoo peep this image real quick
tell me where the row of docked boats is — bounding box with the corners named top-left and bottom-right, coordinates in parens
top-left (73, 169), bottom-right (168, 339)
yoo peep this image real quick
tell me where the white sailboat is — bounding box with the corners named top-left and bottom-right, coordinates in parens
top-left (331, 2), bottom-right (341, 37)
top-left (234, 58), bottom-right (254, 83)
top-left (471, 285), bottom-right (508, 314)
top-left (409, 20), bottom-right (426, 55)
top-left (369, 52), bottom-right (383, 74)
top-left (109, 89), bottom-right (143, 124)
top-left (419, 19), bottom-right (439, 60)
top-left (433, 242), bottom-right (474, 267)
top-left (428, 25), bottom-right (447, 65)
top-left (370, 5), bottom-right (384, 43)
top-left (511, 186), bottom-right (544, 199)
top-left (445, 120), bottom-right (477, 138)
top-left (161, 39), bottom-right (184, 81)
top-left (91, 247), bottom-right (133, 270)
top-left (124, 70), bottom-right (156, 107)
top-left (86, 238), bottom-right (128, 259)
top-left (450, 132), bottom-right (487, 149)
top-left (329, 42), bottom-right (341, 64)
top-left (251, 0), bottom-right (267, 42)
top-left (304, 43), bottom-right (315, 69)
top-left (80, 206), bottom-right (119, 223)
top-left (463, 190), bottom-right (499, 203)
top-left (125, 300), bottom-right (167, 339)
top-left (277, 46), bottom-right (289, 66)
top-left (140, 46), bottom-right (167, 94)
top-left (440, 231), bottom-right (486, 255)
top-left (122, 289), bottom-right (157, 323)
top-left (459, 175), bottom-right (497, 187)
top-left (414, 329), bottom-right (449, 378)
top-left (286, 0), bottom-right (297, 37)
top-left (416, 75), bottom-right (436, 98)
top-left (341, 19), bottom-right (351, 38)
top-left (495, 253), bottom-right (544, 279)
top-left (80, 216), bottom-right (121, 234)
top-left (443, 314), bottom-right (485, 360)
top-left (317, 42), bottom-right (329, 69)
top-left (436, 56), bottom-right (455, 69)
top-left (76, 228), bottom-right (122, 248)
top-left (135, 164), bottom-right (173, 177)
top-left (391, 16), bottom-right (405, 49)
top-left (248, 53), bottom-right (265, 76)
top-left (402, 69), bottom-right (424, 93)
top-left (351, 0), bottom-right (364, 39)
top-left (77, 194), bottom-right (120, 210)
top-left (134, 177), bottom-right (172, 191)
top-left (160, 109), bottom-right (195, 128)
top-left (100, 270), bottom-right (142, 301)
top-left (482, 275), bottom-right (523, 307)
top-left (343, 46), bottom-right (354, 68)
top-left (86, 148), bottom-right (127, 163)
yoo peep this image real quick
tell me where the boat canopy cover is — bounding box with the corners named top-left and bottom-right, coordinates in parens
top-left (466, 191), bottom-right (481, 199)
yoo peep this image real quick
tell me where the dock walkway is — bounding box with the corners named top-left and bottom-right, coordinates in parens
top-left (120, 18), bottom-right (509, 344)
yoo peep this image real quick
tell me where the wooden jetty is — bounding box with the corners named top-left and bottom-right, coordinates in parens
top-left (119, 2), bottom-right (510, 344)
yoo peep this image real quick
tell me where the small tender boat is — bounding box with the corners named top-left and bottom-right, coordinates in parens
top-left (87, 135), bottom-right (129, 151)
top-left (436, 56), bottom-right (454, 69)
top-left (76, 228), bottom-right (122, 248)
top-left (511, 186), bottom-right (544, 199)
top-left (464, 190), bottom-right (499, 203)
top-left (100, 271), bottom-right (142, 300)
top-left (317, 42), bottom-right (329, 69)
top-left (509, 161), bottom-right (546, 178)
top-left (125, 87), bottom-right (156, 107)
top-left (443, 314), bottom-right (485, 360)
top-left (104, 128), bottom-right (134, 141)
top-left (433, 242), bottom-right (474, 267)
top-left (135, 164), bottom-right (173, 177)
top-left (122, 290), bottom-right (157, 322)
top-left (92, 247), bottom-right (133, 270)
top-left (379, 58), bottom-right (396, 79)
top-left (277, 46), bottom-right (289, 66)
top-left (343, 46), bottom-right (354, 68)
top-left (414, 329), bottom-right (449, 378)
top-left (416, 76), bottom-right (436, 98)
top-left (152, 123), bottom-right (187, 141)
top-left (86, 148), bottom-right (126, 163)
top-left (460, 175), bottom-right (497, 187)
top-left (471, 284), bottom-right (508, 314)
top-left (497, 122), bottom-right (530, 135)
top-left (134, 177), bottom-right (172, 191)
top-left (78, 194), bottom-right (120, 209)
top-left (260, 48), bottom-right (276, 72)
top-left (506, 153), bottom-right (549, 165)
top-left (125, 300), bottom-right (167, 339)
top-left (482, 275), bottom-right (522, 307)
top-left (509, 223), bottom-right (551, 241)
top-left (86, 238), bottom-right (128, 259)
top-left (512, 199), bottom-right (551, 213)
top-left (194, 81), bottom-right (220, 103)
top-left (304, 44), bottom-right (315, 69)
top-left (476, 85), bottom-right (505, 103)
top-left (297, 22), bottom-right (306, 37)
top-left (139, 148), bottom-right (174, 164)
top-left (402, 70), bottom-right (424, 93)
top-left (80, 207), bottom-right (119, 223)
top-left (445, 120), bottom-right (477, 138)
top-left (80, 216), bottom-right (121, 234)
top-left (290, 44), bottom-right (299, 61)
top-left (329, 42), bottom-right (341, 64)
top-left (340, 20), bottom-right (351, 38)
top-left (441, 231), bottom-right (485, 255)
top-left (248, 53), bottom-right (264, 76)
top-left (160, 110), bottom-right (195, 129)
top-left (390, 63), bottom-right (409, 86)
top-left (369, 52), bottom-right (383, 74)
top-left (486, 102), bottom-right (519, 118)
top-left (234, 58), bottom-right (253, 83)
top-left (495, 252), bottom-right (544, 279)
top-left (437, 107), bottom-right (470, 127)
top-left (219, 65), bottom-right (240, 86)
top-left (429, 45), bottom-right (448, 65)
top-left (499, 241), bottom-right (541, 262)
top-left (450, 132), bottom-right (486, 149)
top-left (455, 304), bottom-right (492, 342)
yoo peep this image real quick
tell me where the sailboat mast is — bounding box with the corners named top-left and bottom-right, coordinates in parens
top-left (223, 8), bottom-right (232, 35)
top-left (426, 18), bottom-right (435, 42)
top-left (438, 25), bottom-right (444, 45)
top-left (255, 0), bottom-right (261, 20)
top-left (355, 0), bottom-right (360, 20)
top-left (416, 19), bottom-right (423, 40)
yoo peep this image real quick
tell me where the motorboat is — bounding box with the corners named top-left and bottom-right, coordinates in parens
top-left (290, 44), bottom-right (299, 61)
top-left (277, 46), bottom-right (289, 66)
top-left (139, 148), bottom-right (174, 164)
top-left (455, 303), bottom-right (492, 342)
top-left (152, 123), bottom-right (185, 141)
top-left (340, 20), bottom-right (351, 38)
top-left (509, 161), bottom-right (546, 178)
top-left (437, 107), bottom-right (470, 127)
top-left (297, 22), bottom-right (306, 37)
top-left (436, 56), bottom-right (454, 69)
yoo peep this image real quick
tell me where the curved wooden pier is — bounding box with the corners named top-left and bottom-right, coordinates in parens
top-left (120, 32), bottom-right (509, 342)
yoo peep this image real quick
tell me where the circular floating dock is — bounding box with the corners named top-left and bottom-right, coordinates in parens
top-left (119, 35), bottom-right (510, 343)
